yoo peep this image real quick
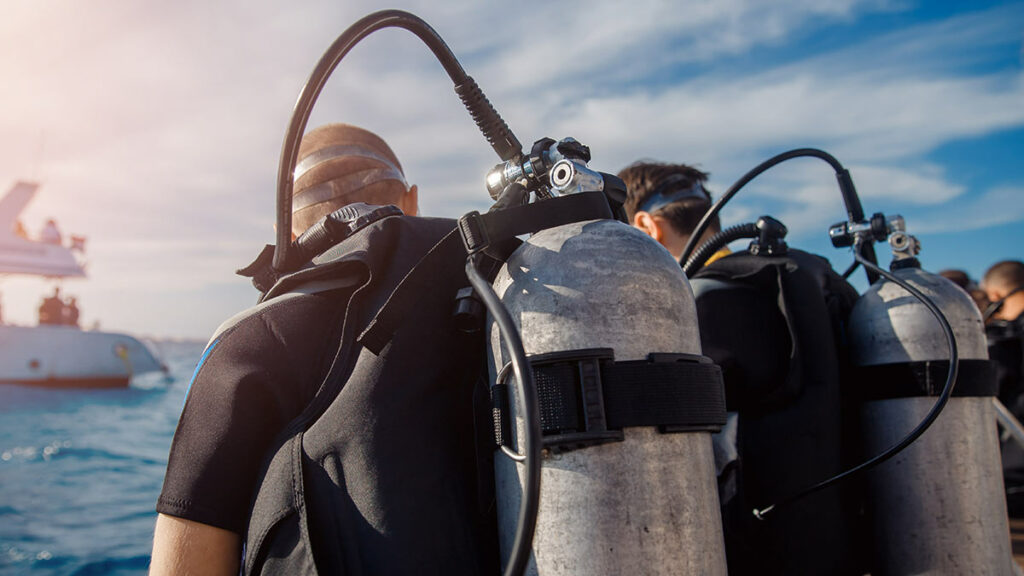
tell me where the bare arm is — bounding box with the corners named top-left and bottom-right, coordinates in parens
top-left (150, 513), bottom-right (241, 576)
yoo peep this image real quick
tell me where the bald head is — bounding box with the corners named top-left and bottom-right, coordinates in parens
top-left (291, 124), bottom-right (417, 236)
top-left (983, 261), bottom-right (1024, 292)
top-left (983, 260), bottom-right (1024, 321)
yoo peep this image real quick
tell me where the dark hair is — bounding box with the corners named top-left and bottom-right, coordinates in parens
top-left (617, 161), bottom-right (720, 237)
top-left (983, 260), bottom-right (1024, 291)
top-left (938, 269), bottom-right (972, 290)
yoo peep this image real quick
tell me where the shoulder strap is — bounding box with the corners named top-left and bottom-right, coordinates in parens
top-left (358, 228), bottom-right (465, 354)
top-left (360, 191), bottom-right (615, 355)
top-left (458, 190), bottom-right (612, 257)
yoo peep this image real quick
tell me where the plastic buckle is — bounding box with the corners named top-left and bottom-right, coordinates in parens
top-left (530, 348), bottom-right (624, 452)
top-left (458, 211), bottom-right (489, 255)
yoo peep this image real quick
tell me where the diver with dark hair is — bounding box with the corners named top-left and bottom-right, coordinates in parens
top-left (617, 161), bottom-right (728, 264)
top-left (619, 158), bottom-right (861, 574)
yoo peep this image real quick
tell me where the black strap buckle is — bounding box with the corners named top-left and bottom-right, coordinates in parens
top-left (458, 211), bottom-right (489, 255)
top-left (491, 348), bottom-right (727, 454)
top-left (533, 349), bottom-right (625, 451)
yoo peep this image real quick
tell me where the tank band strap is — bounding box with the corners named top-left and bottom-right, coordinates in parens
top-left (458, 191), bottom-right (613, 258)
top-left (492, 348), bottom-right (727, 453)
top-left (855, 359), bottom-right (996, 400)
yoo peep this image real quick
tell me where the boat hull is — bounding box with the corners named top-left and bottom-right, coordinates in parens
top-left (0, 325), bottom-right (165, 388)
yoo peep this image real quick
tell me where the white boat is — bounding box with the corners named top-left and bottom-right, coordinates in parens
top-left (0, 181), bottom-right (167, 388)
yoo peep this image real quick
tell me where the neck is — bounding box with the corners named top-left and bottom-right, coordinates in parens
top-left (668, 229), bottom-right (720, 262)
top-left (665, 237), bottom-right (687, 261)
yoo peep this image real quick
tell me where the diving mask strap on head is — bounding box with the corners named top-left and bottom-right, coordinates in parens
top-left (293, 167), bottom-right (408, 213)
top-left (983, 286), bottom-right (1024, 322)
top-left (293, 144), bottom-right (406, 182)
top-left (637, 174), bottom-right (708, 214)
top-left (292, 142), bottom-right (410, 214)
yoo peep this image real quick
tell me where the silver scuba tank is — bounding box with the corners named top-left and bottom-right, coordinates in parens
top-left (847, 221), bottom-right (1013, 575)
top-left (488, 218), bottom-right (728, 576)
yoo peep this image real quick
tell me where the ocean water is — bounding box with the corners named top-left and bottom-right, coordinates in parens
top-left (0, 340), bottom-right (205, 576)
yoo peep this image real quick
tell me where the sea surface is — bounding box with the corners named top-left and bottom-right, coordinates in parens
top-left (0, 340), bottom-right (205, 576)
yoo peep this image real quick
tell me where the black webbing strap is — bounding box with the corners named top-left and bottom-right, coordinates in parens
top-left (358, 228), bottom-right (464, 354)
top-left (855, 359), bottom-right (996, 400)
top-left (602, 360), bottom-right (727, 430)
top-left (458, 191), bottom-right (612, 256)
top-left (362, 192), bottom-right (615, 354)
top-left (494, 349), bottom-right (726, 452)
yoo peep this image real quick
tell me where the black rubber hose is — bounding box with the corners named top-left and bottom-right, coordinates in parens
top-left (677, 148), bottom-right (879, 284)
top-left (682, 222), bottom-right (758, 277)
top-left (273, 10), bottom-right (521, 270)
top-left (753, 250), bottom-right (959, 520)
top-left (465, 255), bottom-right (542, 576)
top-left (841, 260), bottom-right (860, 280)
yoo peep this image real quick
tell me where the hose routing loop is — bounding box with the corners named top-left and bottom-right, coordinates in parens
top-left (678, 148), bottom-right (879, 283)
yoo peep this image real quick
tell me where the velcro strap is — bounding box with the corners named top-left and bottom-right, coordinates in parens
top-left (500, 349), bottom-right (726, 452)
top-left (459, 191), bottom-right (613, 255)
top-left (602, 361), bottom-right (727, 430)
top-left (856, 359), bottom-right (996, 400)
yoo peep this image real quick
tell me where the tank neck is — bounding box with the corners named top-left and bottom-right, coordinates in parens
top-left (890, 257), bottom-right (921, 271)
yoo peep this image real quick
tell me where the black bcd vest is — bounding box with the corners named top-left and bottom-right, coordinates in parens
top-left (691, 249), bottom-right (864, 576)
top-left (242, 214), bottom-right (499, 575)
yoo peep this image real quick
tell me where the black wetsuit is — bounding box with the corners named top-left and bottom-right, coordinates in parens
top-left (989, 312), bottom-right (1024, 516)
top-left (157, 215), bottom-right (498, 575)
top-left (990, 312), bottom-right (1024, 419)
top-left (157, 287), bottom-right (351, 534)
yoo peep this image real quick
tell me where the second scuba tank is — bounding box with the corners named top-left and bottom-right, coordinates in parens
top-left (847, 223), bottom-right (1013, 574)
top-left (489, 219), bottom-right (728, 575)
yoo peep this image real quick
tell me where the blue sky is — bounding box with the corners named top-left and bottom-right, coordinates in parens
top-left (0, 0), bottom-right (1021, 338)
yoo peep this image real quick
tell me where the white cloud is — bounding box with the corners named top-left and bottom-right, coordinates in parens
top-left (913, 186), bottom-right (1024, 234)
top-left (1, 0), bottom-right (1022, 337)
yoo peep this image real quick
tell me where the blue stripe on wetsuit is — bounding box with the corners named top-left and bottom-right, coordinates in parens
top-left (183, 339), bottom-right (220, 406)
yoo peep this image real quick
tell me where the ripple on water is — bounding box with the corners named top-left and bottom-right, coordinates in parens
top-left (0, 440), bottom-right (73, 463)
top-left (0, 340), bottom-right (205, 576)
top-left (1, 545), bottom-right (72, 575)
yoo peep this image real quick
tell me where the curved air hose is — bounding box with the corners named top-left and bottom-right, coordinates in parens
top-left (272, 10), bottom-right (521, 270)
top-left (674, 148), bottom-right (957, 519)
top-left (466, 256), bottom-right (542, 576)
top-left (677, 148), bottom-right (879, 284)
top-left (269, 11), bottom-right (536, 576)
top-left (682, 222), bottom-right (758, 277)
top-left (753, 250), bottom-right (959, 520)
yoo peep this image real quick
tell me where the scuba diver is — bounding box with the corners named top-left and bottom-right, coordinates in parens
top-left (983, 260), bottom-right (1024, 519)
top-left (984, 260), bottom-right (1024, 417)
top-left (617, 161), bottom-right (729, 265)
top-left (150, 123), bottom-right (421, 576)
top-left (620, 159), bottom-right (861, 574)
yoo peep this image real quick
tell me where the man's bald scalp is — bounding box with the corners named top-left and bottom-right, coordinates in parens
top-left (984, 260), bottom-right (1024, 291)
